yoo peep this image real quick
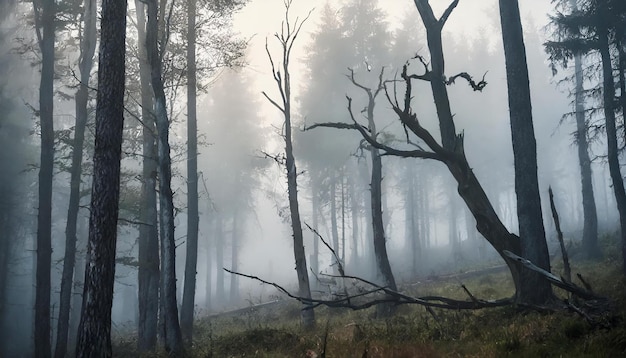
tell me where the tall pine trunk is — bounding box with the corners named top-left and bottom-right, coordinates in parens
top-left (499, 0), bottom-right (552, 304)
top-left (597, 1), bottom-right (626, 275)
top-left (181, 0), bottom-right (199, 342)
top-left (215, 215), bottom-right (224, 307)
top-left (54, 0), bottom-right (96, 356)
top-left (74, 0), bottom-right (127, 354)
top-left (572, 30), bottom-right (600, 258)
top-left (146, 0), bottom-right (183, 353)
top-left (34, 0), bottom-right (55, 355)
top-left (330, 177), bottom-right (340, 275)
top-left (135, 0), bottom-right (160, 351)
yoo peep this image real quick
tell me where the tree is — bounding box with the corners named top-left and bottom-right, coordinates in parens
top-left (180, 0), bottom-right (199, 342)
top-left (498, 0), bottom-right (553, 304)
top-left (545, 0), bottom-right (626, 274)
top-left (262, 0), bottom-right (315, 328)
top-left (308, 68), bottom-right (399, 315)
top-left (134, 0), bottom-right (160, 351)
top-left (349, 68), bottom-right (397, 316)
top-left (74, 0), bottom-right (127, 354)
top-left (313, 0), bottom-right (523, 301)
top-left (546, 0), bottom-right (600, 259)
top-left (146, 0), bottom-right (183, 353)
top-left (54, 0), bottom-right (97, 356)
top-left (32, 0), bottom-right (55, 355)
top-left (597, 0), bottom-right (626, 275)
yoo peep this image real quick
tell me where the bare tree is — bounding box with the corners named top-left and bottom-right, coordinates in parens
top-left (32, 0), bottom-right (55, 355)
top-left (307, 67), bottom-right (399, 316)
top-left (74, 0), bottom-right (127, 354)
top-left (262, 0), bottom-right (315, 328)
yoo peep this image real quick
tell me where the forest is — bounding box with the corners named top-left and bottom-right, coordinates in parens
top-left (0, 0), bottom-right (625, 356)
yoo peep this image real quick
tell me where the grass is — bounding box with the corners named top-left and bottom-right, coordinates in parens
top-left (113, 235), bottom-right (626, 357)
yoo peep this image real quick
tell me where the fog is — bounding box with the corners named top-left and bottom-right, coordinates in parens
top-left (0, 0), bottom-right (622, 355)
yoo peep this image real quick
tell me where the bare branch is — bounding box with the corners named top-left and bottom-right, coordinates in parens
top-left (439, 0), bottom-right (461, 27)
top-left (445, 71), bottom-right (488, 91)
top-left (305, 222), bottom-right (344, 276)
top-left (262, 91), bottom-right (285, 113)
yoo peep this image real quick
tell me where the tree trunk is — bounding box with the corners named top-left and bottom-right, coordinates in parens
top-left (311, 187), bottom-right (319, 281)
top-left (215, 215), bottom-right (224, 307)
top-left (230, 210), bottom-right (240, 303)
top-left (349, 174), bottom-right (359, 267)
top-left (34, 0), bottom-right (55, 355)
top-left (405, 167), bottom-right (419, 276)
top-left (341, 174), bottom-right (346, 265)
top-left (263, 5), bottom-right (315, 328)
top-left (146, 0), bottom-right (183, 353)
top-left (597, 1), bottom-right (626, 275)
top-left (135, 0), bottom-right (160, 351)
top-left (570, 1), bottom-right (600, 258)
top-left (205, 221), bottom-right (212, 310)
top-left (499, 0), bottom-right (552, 304)
top-left (330, 176), bottom-right (340, 275)
top-left (409, 0), bottom-right (524, 301)
top-left (181, 0), bottom-right (199, 342)
top-left (74, 0), bottom-right (127, 354)
top-left (54, 1), bottom-right (96, 356)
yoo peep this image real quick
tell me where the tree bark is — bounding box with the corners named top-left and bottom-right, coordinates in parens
top-left (135, 0), bottom-right (160, 351)
top-left (499, 0), bottom-right (553, 304)
top-left (181, 0), bottom-right (199, 342)
top-left (54, 1), bottom-right (96, 356)
top-left (146, 0), bottom-right (183, 353)
top-left (597, 1), bottom-right (626, 275)
top-left (74, 0), bottom-right (127, 354)
top-left (34, 0), bottom-right (55, 355)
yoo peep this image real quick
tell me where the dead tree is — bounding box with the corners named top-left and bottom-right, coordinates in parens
top-left (307, 67), bottom-right (398, 316)
top-left (262, 0), bottom-right (315, 328)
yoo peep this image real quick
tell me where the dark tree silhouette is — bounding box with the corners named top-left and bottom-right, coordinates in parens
top-left (74, 0), bottom-right (127, 354)
top-left (54, 1), bottom-right (97, 356)
top-left (499, 0), bottom-right (553, 304)
top-left (32, 0), bottom-right (55, 355)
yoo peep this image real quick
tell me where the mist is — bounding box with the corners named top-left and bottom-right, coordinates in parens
top-left (0, 0), bottom-right (624, 356)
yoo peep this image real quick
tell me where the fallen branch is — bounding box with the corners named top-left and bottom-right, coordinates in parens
top-left (224, 268), bottom-right (514, 311)
top-left (503, 250), bottom-right (600, 300)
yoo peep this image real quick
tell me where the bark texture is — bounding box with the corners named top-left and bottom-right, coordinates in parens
top-left (499, 0), bottom-right (552, 304)
top-left (135, 0), bottom-right (160, 351)
top-left (74, 0), bottom-right (127, 355)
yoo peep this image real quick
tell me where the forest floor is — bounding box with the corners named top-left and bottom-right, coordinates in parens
top-left (114, 234), bottom-right (626, 357)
